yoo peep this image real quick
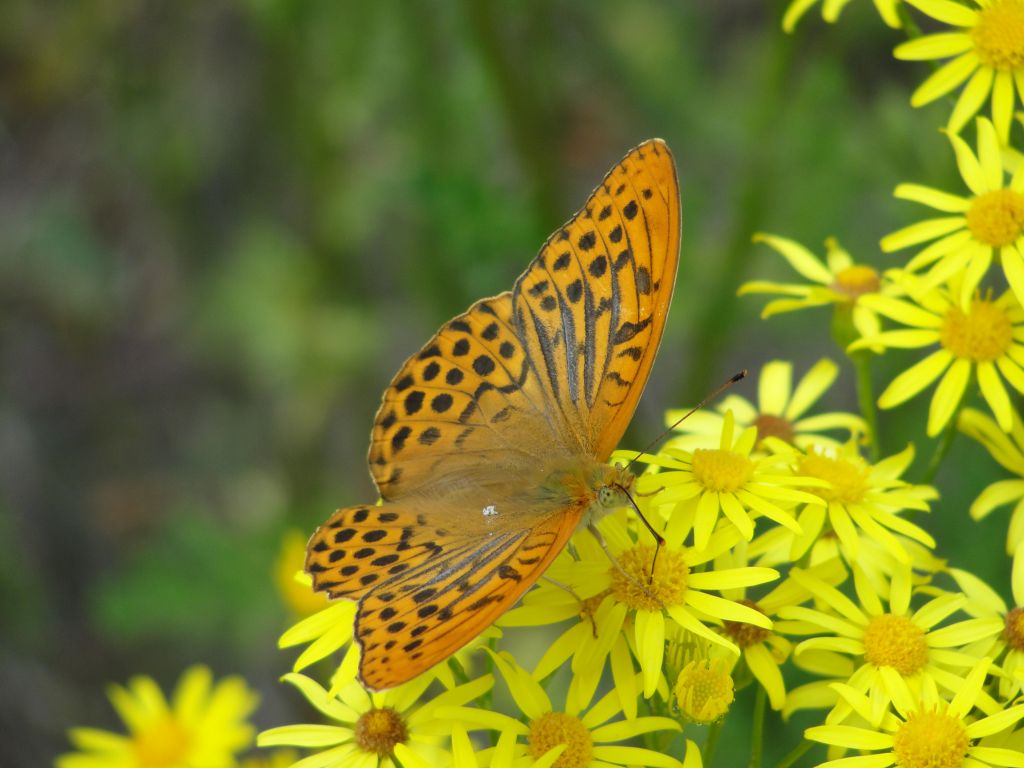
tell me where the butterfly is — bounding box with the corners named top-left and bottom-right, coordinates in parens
top-left (306, 139), bottom-right (680, 690)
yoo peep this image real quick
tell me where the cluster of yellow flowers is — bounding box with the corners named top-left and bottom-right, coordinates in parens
top-left (57, 3), bottom-right (1024, 768)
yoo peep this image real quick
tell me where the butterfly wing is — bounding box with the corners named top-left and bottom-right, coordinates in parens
top-left (369, 291), bottom-right (566, 500)
top-left (306, 492), bottom-right (582, 690)
top-left (512, 138), bottom-right (680, 459)
top-left (315, 139), bottom-right (680, 689)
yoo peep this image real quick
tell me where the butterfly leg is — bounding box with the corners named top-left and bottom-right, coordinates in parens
top-left (618, 488), bottom-right (666, 584)
top-left (633, 484), bottom-right (664, 497)
top-left (543, 575), bottom-right (604, 639)
top-left (541, 574), bottom-right (583, 603)
top-left (587, 522), bottom-right (656, 596)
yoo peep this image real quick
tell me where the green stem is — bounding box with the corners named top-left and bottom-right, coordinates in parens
top-left (922, 387), bottom-right (968, 484)
top-left (775, 739), bottom-right (813, 768)
top-left (896, 3), bottom-right (923, 41)
top-left (852, 351), bottom-right (881, 461)
top-left (833, 306), bottom-right (881, 460)
top-left (703, 718), bottom-right (724, 767)
top-left (749, 686), bottom-right (766, 768)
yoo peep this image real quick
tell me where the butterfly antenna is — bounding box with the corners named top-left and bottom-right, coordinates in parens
top-left (615, 484), bottom-right (664, 584)
top-left (624, 369), bottom-right (748, 471)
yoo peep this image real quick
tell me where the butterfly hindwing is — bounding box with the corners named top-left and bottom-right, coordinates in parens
top-left (353, 503), bottom-right (583, 690)
top-left (306, 504), bottom-right (450, 602)
top-left (512, 139), bottom-right (680, 459)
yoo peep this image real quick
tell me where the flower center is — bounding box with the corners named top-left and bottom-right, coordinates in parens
top-left (722, 599), bottom-right (772, 648)
top-left (691, 449), bottom-right (754, 493)
top-left (892, 710), bottom-right (969, 768)
top-left (610, 545), bottom-right (689, 611)
top-left (798, 453), bottom-right (867, 504)
top-left (831, 265), bottom-right (880, 300)
top-left (753, 414), bottom-right (796, 444)
top-left (354, 707), bottom-right (408, 756)
top-left (133, 716), bottom-right (191, 767)
top-left (940, 298), bottom-right (1013, 362)
top-left (674, 658), bottom-right (735, 724)
top-left (1004, 606), bottom-right (1024, 650)
top-left (527, 712), bottom-right (593, 768)
top-left (972, 0), bottom-right (1024, 71)
top-left (862, 614), bottom-right (929, 676)
top-left (967, 189), bottom-right (1024, 247)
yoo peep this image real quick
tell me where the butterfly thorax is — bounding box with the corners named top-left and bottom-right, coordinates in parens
top-left (537, 456), bottom-right (635, 528)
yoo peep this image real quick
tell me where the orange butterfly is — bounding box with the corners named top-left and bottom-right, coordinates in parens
top-left (306, 139), bottom-right (680, 690)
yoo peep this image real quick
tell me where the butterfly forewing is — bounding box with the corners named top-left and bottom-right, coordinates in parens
top-left (369, 293), bottom-right (561, 500)
top-left (513, 139), bottom-right (679, 459)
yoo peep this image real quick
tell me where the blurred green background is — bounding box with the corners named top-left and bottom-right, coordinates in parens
top-left (0, 1), bottom-right (1013, 765)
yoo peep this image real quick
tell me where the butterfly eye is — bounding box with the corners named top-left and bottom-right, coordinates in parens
top-left (598, 487), bottom-right (618, 507)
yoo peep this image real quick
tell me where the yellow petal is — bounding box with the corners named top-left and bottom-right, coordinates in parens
top-left (881, 217), bottom-right (967, 252)
top-left (752, 233), bottom-right (833, 284)
top-left (894, 182), bottom-right (970, 212)
top-left (746, 644), bottom-right (787, 710)
top-left (782, 0), bottom-right (820, 32)
top-left (911, 52), bottom-right (977, 107)
top-left (894, 32), bottom-right (972, 61)
top-left (1001, 245), bottom-right (1024, 309)
top-left (978, 361), bottom-right (1013, 432)
top-left (759, 359), bottom-right (793, 416)
top-left (927, 358), bottom-right (972, 436)
top-left (904, 0), bottom-right (978, 26)
top-left (975, 117), bottom-right (1003, 192)
top-left (949, 130), bottom-right (988, 196)
top-left (909, 230), bottom-right (970, 274)
top-left (878, 349), bottom-right (952, 408)
top-left (785, 358), bottom-right (838, 420)
top-left (969, 479), bottom-right (1024, 520)
top-left (993, 71), bottom-right (1015, 145)
top-left (804, 724), bottom-right (893, 750)
top-left (948, 67), bottom-right (994, 136)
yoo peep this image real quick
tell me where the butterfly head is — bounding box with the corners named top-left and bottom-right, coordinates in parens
top-left (595, 463), bottom-right (635, 509)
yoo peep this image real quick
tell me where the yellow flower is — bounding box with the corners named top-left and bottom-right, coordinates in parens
top-left (57, 666), bottom-right (259, 768)
top-left (710, 547), bottom-right (848, 711)
top-left (258, 673), bottom-right (491, 768)
top-left (780, 565), bottom-right (1001, 726)
top-left (959, 406), bottom-right (1024, 553)
top-left (774, 441), bottom-right (937, 564)
top-left (740, 234), bottom-right (891, 341)
top-left (462, 651), bottom-right (684, 768)
top-left (781, 0), bottom-right (900, 32)
top-left (750, 510), bottom-right (946, 584)
top-left (665, 359), bottom-right (866, 453)
top-left (807, 657), bottom-right (1024, 768)
top-left (896, 0), bottom-right (1024, 141)
top-left (506, 510), bottom-right (779, 700)
top-left (947, 548), bottom-right (1024, 699)
top-left (637, 410), bottom-right (816, 552)
top-left (498, 537), bottom-right (639, 720)
top-left (881, 118), bottom-right (1024, 309)
top-left (851, 280), bottom-right (1024, 436)
top-left (672, 653), bottom-right (736, 724)
top-left (274, 529), bottom-right (330, 617)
